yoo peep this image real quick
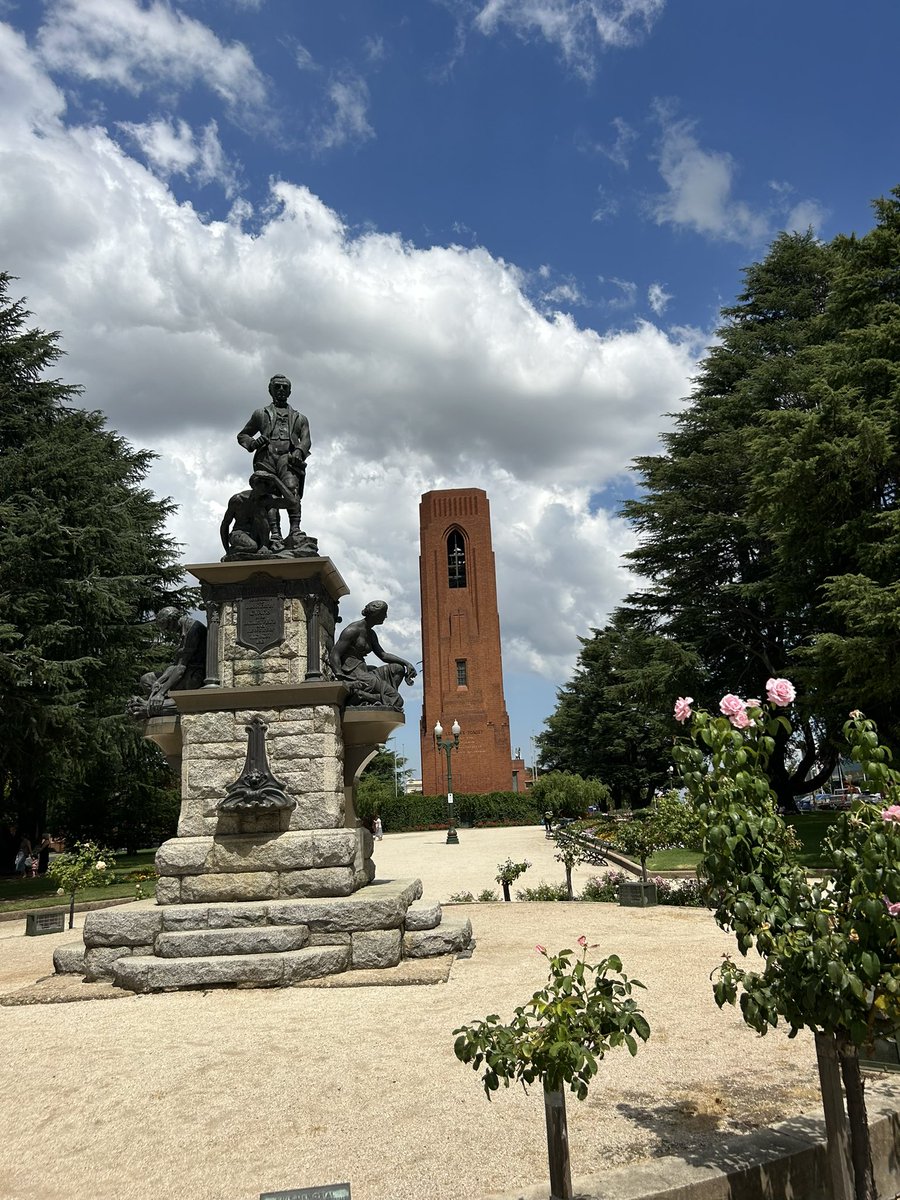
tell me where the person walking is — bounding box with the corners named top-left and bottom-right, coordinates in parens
top-left (373, 815), bottom-right (384, 841)
top-left (14, 834), bottom-right (32, 880)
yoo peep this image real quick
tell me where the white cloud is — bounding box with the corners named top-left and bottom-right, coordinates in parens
top-left (37, 0), bottom-right (267, 112)
top-left (315, 74), bottom-right (374, 150)
top-left (593, 115), bottom-right (636, 168)
top-left (591, 185), bottom-right (619, 222)
top-left (648, 107), bottom-right (826, 246)
top-left (117, 117), bottom-right (240, 195)
top-left (785, 199), bottom-right (827, 235)
top-left (474, 0), bottom-right (665, 79)
top-left (648, 110), bottom-right (770, 243)
top-left (598, 275), bottom-right (637, 309)
top-left (0, 21), bottom-right (700, 687)
top-left (647, 281), bottom-right (672, 315)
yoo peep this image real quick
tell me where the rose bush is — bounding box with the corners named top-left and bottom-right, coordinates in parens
top-left (674, 686), bottom-right (900, 1200)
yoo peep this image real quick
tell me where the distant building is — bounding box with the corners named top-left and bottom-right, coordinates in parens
top-left (419, 488), bottom-right (513, 795)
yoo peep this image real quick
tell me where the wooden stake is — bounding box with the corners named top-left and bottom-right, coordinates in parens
top-left (543, 1084), bottom-right (573, 1200)
top-left (814, 1030), bottom-right (854, 1200)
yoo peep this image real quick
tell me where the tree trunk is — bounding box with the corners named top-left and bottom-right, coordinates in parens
top-left (814, 1030), bottom-right (854, 1200)
top-left (502, 881), bottom-right (511, 902)
top-left (565, 865), bottom-right (573, 901)
top-left (68, 891), bottom-right (76, 930)
top-left (838, 1037), bottom-right (876, 1200)
top-left (542, 1083), bottom-right (573, 1200)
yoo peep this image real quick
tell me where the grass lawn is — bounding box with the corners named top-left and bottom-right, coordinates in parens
top-left (0, 849), bottom-right (159, 913)
top-left (646, 848), bottom-right (702, 871)
top-left (642, 812), bottom-right (840, 873)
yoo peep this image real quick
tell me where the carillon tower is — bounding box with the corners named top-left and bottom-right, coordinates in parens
top-left (419, 489), bottom-right (512, 795)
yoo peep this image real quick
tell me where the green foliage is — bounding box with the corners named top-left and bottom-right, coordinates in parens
top-left (453, 941), bottom-right (650, 1099)
top-left (515, 880), bottom-right (570, 901)
top-left (477, 888), bottom-right (499, 902)
top-left (495, 857), bottom-right (531, 886)
top-left (0, 275), bottom-right (186, 836)
top-left (651, 789), bottom-right (703, 850)
top-left (48, 840), bottom-right (116, 899)
top-left (620, 196), bottom-right (900, 805)
top-left (675, 695), bottom-right (900, 1045)
top-left (447, 890), bottom-right (475, 903)
top-left (364, 790), bottom-right (541, 832)
top-left (530, 770), bottom-right (610, 818)
top-left (537, 614), bottom-right (698, 806)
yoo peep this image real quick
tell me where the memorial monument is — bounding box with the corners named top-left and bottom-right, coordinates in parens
top-left (65, 374), bottom-right (472, 992)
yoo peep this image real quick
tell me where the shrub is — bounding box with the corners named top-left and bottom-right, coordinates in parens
top-left (478, 888), bottom-right (499, 902)
top-left (581, 870), bottom-right (628, 901)
top-left (515, 880), bottom-right (570, 901)
top-left (447, 890), bottom-right (475, 903)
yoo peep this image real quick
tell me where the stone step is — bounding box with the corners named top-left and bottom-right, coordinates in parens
top-left (404, 899), bottom-right (442, 931)
top-left (113, 943), bottom-right (351, 993)
top-left (156, 925), bottom-right (309, 959)
top-left (403, 917), bottom-right (473, 959)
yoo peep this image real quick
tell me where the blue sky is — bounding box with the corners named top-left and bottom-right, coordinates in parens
top-left (1, 0), bottom-right (898, 777)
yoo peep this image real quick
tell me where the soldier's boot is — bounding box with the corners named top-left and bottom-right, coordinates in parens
top-left (285, 510), bottom-right (304, 549)
top-left (267, 514), bottom-right (284, 552)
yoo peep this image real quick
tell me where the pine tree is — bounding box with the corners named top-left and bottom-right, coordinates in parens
top-left (0, 275), bottom-right (184, 839)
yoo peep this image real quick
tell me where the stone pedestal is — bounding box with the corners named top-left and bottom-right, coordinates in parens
top-left (79, 556), bottom-right (473, 991)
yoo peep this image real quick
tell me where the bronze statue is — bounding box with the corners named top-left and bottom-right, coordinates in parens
top-left (219, 472), bottom-right (283, 557)
top-left (329, 601), bottom-right (416, 710)
top-left (237, 374), bottom-right (310, 552)
top-left (127, 608), bottom-right (207, 718)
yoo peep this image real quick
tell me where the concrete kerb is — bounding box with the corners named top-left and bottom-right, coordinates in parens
top-left (486, 1081), bottom-right (900, 1200)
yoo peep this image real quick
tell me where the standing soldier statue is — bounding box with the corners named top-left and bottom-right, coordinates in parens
top-left (236, 373), bottom-right (311, 552)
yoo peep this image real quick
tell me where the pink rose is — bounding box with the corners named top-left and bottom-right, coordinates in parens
top-left (745, 699), bottom-right (761, 709)
top-left (535, 944), bottom-right (546, 955)
top-left (673, 696), bottom-right (693, 723)
top-left (766, 677), bottom-right (796, 707)
top-left (883, 896), bottom-right (900, 918)
top-left (881, 806), bottom-right (900, 824)
top-left (719, 694), bottom-right (746, 719)
top-left (849, 709), bottom-right (863, 719)
top-left (577, 935), bottom-right (587, 947)
top-left (729, 708), bottom-right (752, 730)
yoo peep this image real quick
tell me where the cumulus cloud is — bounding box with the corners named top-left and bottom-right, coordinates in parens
top-left (37, 0), bottom-right (267, 112)
top-left (647, 281), bottom-right (672, 315)
top-left (648, 106), bottom-right (827, 246)
top-left (0, 21), bottom-right (699, 688)
top-left (473, 0), bottom-right (665, 78)
top-left (786, 198), bottom-right (827, 235)
top-left (647, 110), bottom-right (770, 243)
top-left (315, 73), bottom-right (374, 150)
top-left (117, 117), bottom-right (240, 195)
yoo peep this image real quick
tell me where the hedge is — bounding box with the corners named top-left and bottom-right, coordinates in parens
top-left (370, 791), bottom-right (543, 833)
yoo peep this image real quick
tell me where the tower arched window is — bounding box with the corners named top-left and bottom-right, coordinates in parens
top-left (447, 530), bottom-right (467, 589)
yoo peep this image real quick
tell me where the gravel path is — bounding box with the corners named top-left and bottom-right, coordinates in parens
top-left (0, 827), bottom-right (824, 1200)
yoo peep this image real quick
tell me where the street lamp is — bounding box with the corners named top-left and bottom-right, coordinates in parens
top-left (434, 719), bottom-right (461, 845)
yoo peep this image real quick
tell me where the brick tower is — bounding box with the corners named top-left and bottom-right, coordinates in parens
top-left (419, 488), bottom-right (512, 795)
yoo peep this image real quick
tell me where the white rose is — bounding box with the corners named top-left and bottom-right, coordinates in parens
top-left (96, 861), bottom-right (106, 871)
top-left (57, 888), bottom-right (64, 896)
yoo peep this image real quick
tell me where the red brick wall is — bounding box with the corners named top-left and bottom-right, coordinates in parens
top-left (419, 488), bottom-right (513, 794)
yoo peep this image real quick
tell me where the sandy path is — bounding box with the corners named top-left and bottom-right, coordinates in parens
top-left (0, 827), bottom-right (823, 1200)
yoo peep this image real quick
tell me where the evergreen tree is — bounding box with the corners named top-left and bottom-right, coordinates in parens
top-left (617, 191), bottom-right (900, 806)
top-left (0, 275), bottom-right (184, 838)
top-left (537, 612), bottom-right (698, 806)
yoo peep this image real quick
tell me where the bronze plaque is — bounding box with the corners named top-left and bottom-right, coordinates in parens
top-left (237, 595), bottom-right (284, 652)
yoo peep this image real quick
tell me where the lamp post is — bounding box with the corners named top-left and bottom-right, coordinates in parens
top-left (434, 720), bottom-right (461, 845)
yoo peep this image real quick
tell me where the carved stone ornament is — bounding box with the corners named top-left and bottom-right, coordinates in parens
top-left (217, 715), bottom-right (296, 813)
